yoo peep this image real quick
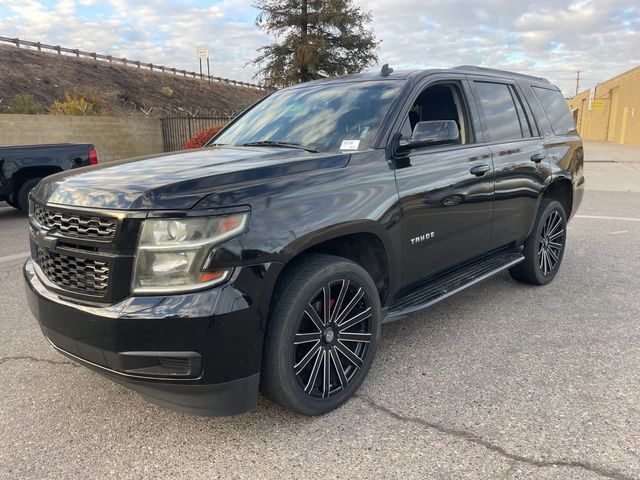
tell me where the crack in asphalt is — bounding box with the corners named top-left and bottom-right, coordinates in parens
top-left (356, 395), bottom-right (636, 480)
top-left (0, 356), bottom-right (633, 480)
top-left (0, 355), bottom-right (79, 368)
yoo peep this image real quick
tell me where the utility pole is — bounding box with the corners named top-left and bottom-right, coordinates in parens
top-left (575, 70), bottom-right (581, 96)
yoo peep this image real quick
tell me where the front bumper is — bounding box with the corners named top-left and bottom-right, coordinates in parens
top-left (24, 258), bottom-right (274, 416)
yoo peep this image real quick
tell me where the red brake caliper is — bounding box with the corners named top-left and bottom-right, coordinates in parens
top-left (329, 298), bottom-right (336, 320)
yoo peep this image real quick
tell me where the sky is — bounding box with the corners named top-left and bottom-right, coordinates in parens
top-left (0, 0), bottom-right (638, 96)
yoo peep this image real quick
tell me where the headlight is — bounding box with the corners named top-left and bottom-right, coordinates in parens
top-left (132, 213), bottom-right (248, 294)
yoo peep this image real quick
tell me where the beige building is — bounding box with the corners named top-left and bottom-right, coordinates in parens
top-left (567, 65), bottom-right (640, 147)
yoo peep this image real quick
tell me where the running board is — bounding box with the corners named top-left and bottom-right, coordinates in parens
top-left (385, 252), bottom-right (524, 322)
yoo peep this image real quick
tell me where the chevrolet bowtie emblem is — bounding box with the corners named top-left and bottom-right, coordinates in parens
top-left (39, 234), bottom-right (58, 250)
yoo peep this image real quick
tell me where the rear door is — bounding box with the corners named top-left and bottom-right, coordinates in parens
top-left (469, 77), bottom-right (552, 249)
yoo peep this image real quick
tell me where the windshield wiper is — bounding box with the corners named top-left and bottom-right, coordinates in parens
top-left (240, 140), bottom-right (319, 153)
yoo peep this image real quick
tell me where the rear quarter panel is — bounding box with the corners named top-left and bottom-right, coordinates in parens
top-left (519, 82), bottom-right (584, 219)
top-left (547, 137), bottom-right (584, 219)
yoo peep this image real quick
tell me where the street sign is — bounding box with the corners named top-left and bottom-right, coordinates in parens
top-left (197, 47), bottom-right (211, 80)
top-left (591, 99), bottom-right (604, 110)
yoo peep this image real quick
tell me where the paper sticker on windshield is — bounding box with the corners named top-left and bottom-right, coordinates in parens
top-left (340, 140), bottom-right (360, 150)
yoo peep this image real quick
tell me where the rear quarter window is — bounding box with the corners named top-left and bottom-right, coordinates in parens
top-left (532, 87), bottom-right (576, 135)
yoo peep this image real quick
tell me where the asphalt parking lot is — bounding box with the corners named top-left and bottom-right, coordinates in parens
top-left (1, 141), bottom-right (639, 480)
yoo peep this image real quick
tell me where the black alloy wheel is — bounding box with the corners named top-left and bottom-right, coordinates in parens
top-left (510, 198), bottom-right (567, 285)
top-left (293, 279), bottom-right (373, 399)
top-left (538, 210), bottom-right (565, 276)
top-left (262, 254), bottom-right (381, 415)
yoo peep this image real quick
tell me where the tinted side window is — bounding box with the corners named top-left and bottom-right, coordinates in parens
top-left (532, 86), bottom-right (576, 135)
top-left (402, 83), bottom-right (472, 145)
top-left (473, 82), bottom-right (523, 142)
top-left (510, 86), bottom-right (534, 137)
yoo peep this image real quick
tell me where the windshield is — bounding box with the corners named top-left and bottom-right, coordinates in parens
top-left (212, 80), bottom-right (403, 153)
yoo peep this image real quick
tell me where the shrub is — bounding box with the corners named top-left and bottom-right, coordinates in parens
top-left (183, 126), bottom-right (224, 149)
top-left (49, 92), bottom-right (105, 116)
top-left (161, 86), bottom-right (174, 97)
top-left (9, 94), bottom-right (44, 114)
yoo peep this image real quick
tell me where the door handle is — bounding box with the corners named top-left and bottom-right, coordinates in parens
top-left (530, 153), bottom-right (546, 163)
top-left (470, 164), bottom-right (491, 177)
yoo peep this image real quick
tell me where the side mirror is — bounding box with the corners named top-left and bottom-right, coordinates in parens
top-left (400, 120), bottom-right (460, 150)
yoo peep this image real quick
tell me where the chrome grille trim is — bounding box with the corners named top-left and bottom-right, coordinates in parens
top-left (33, 204), bottom-right (118, 239)
top-left (36, 247), bottom-right (110, 295)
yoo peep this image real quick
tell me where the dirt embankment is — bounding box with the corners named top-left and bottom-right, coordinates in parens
top-left (0, 45), bottom-right (266, 118)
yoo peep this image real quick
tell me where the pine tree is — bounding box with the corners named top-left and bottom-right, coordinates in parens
top-left (251, 0), bottom-right (380, 87)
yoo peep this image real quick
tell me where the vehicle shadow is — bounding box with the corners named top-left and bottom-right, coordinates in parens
top-left (0, 203), bottom-right (25, 219)
top-left (191, 272), bottom-right (520, 427)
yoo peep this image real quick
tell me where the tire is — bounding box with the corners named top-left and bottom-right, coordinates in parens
top-left (261, 254), bottom-right (382, 415)
top-left (510, 198), bottom-right (567, 285)
top-left (17, 177), bottom-right (42, 213)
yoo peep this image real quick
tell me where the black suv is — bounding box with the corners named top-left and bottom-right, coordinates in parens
top-left (25, 66), bottom-right (584, 416)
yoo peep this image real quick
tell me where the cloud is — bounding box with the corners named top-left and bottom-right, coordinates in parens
top-left (0, 0), bottom-right (269, 82)
top-left (0, 0), bottom-right (638, 94)
top-left (356, 0), bottom-right (640, 94)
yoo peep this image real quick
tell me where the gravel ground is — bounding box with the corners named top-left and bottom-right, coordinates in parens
top-left (0, 141), bottom-right (638, 479)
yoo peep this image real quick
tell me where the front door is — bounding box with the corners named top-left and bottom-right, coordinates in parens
top-left (392, 78), bottom-right (494, 287)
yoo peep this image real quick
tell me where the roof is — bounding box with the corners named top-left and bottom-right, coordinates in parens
top-left (285, 65), bottom-right (554, 90)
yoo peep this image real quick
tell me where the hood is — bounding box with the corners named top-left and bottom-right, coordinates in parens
top-left (33, 146), bottom-right (350, 210)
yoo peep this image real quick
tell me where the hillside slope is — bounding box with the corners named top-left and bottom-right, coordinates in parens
top-left (0, 45), bottom-right (265, 118)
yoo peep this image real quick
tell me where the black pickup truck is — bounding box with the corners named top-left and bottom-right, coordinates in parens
top-left (0, 143), bottom-right (97, 211)
top-left (24, 66), bottom-right (583, 416)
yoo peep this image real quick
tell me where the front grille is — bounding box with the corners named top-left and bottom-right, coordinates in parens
top-left (34, 204), bottom-right (117, 239)
top-left (37, 247), bottom-right (110, 295)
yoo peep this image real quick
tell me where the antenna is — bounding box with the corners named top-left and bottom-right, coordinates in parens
top-left (381, 64), bottom-right (394, 77)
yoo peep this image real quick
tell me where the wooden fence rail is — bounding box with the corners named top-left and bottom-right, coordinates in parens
top-left (0, 36), bottom-right (269, 91)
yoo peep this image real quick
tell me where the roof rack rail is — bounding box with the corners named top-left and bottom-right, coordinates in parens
top-left (453, 65), bottom-right (549, 83)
